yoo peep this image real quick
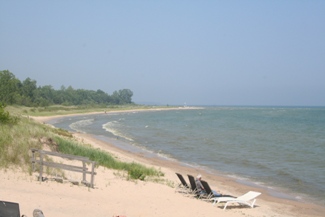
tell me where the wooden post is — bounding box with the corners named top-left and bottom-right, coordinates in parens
top-left (82, 161), bottom-right (87, 183)
top-left (90, 161), bottom-right (96, 188)
top-left (39, 152), bottom-right (43, 182)
top-left (31, 150), bottom-right (35, 171)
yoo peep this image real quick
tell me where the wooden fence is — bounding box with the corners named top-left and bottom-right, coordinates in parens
top-left (30, 148), bottom-right (96, 188)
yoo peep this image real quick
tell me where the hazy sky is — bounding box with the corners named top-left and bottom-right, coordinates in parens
top-left (1, 1), bottom-right (324, 106)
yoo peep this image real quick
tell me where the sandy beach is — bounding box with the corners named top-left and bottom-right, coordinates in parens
top-left (2, 109), bottom-right (325, 217)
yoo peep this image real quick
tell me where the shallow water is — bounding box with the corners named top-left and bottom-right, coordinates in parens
top-left (49, 106), bottom-right (325, 205)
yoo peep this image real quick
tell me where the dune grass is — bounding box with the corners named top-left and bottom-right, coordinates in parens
top-left (0, 108), bottom-right (164, 180)
top-left (0, 117), bottom-right (46, 168)
top-left (55, 136), bottom-right (163, 180)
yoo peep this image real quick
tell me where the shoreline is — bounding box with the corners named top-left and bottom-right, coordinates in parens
top-left (3, 108), bottom-right (324, 217)
top-left (31, 106), bottom-right (203, 123)
top-left (72, 131), bottom-right (325, 217)
top-left (91, 132), bottom-right (305, 204)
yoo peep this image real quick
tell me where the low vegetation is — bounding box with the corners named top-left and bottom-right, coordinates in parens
top-left (0, 105), bottom-right (164, 180)
top-left (7, 104), bottom-right (163, 117)
top-left (55, 136), bottom-right (163, 180)
top-left (0, 103), bottom-right (18, 124)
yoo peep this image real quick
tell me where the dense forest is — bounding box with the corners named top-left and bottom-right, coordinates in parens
top-left (0, 70), bottom-right (134, 107)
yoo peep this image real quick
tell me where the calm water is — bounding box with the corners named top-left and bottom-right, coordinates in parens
top-left (49, 106), bottom-right (325, 205)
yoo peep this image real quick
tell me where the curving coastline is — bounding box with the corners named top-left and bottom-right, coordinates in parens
top-left (1, 108), bottom-right (324, 217)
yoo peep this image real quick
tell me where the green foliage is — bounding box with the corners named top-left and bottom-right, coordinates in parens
top-left (0, 70), bottom-right (21, 104)
top-left (51, 128), bottom-right (73, 138)
top-left (54, 136), bottom-right (163, 180)
top-left (0, 118), bottom-right (45, 168)
top-left (0, 70), bottom-right (134, 107)
top-left (0, 103), bottom-right (10, 123)
top-left (111, 89), bottom-right (133, 104)
top-left (0, 103), bottom-right (18, 124)
top-left (0, 115), bottom-right (163, 181)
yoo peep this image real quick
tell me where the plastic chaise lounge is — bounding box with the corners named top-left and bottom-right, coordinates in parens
top-left (0, 200), bottom-right (21, 217)
top-left (210, 191), bottom-right (261, 210)
top-left (187, 175), bottom-right (213, 199)
top-left (175, 173), bottom-right (191, 193)
top-left (201, 180), bottom-right (234, 200)
top-left (200, 180), bottom-right (221, 199)
top-left (187, 174), bottom-right (200, 196)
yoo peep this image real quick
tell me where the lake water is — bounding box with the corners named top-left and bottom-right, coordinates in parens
top-left (48, 106), bottom-right (325, 205)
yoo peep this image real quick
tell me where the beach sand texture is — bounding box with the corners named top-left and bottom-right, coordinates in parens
top-left (1, 111), bottom-right (324, 217)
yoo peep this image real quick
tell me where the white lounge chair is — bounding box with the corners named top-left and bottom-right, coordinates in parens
top-left (210, 191), bottom-right (261, 210)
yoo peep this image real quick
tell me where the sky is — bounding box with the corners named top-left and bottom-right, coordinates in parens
top-left (1, 1), bottom-right (325, 106)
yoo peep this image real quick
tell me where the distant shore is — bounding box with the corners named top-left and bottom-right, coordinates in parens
top-left (2, 107), bottom-right (324, 217)
top-left (31, 106), bottom-right (202, 123)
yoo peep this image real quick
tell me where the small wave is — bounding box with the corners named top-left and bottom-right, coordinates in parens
top-left (102, 121), bottom-right (134, 142)
top-left (226, 174), bottom-right (303, 202)
top-left (275, 169), bottom-right (306, 186)
top-left (156, 150), bottom-right (177, 161)
top-left (69, 119), bottom-right (94, 133)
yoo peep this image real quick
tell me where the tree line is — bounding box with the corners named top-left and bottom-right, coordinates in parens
top-left (0, 70), bottom-right (134, 107)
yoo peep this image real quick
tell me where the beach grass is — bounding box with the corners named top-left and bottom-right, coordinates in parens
top-left (55, 136), bottom-right (164, 180)
top-left (0, 108), bottom-right (164, 180)
top-left (0, 117), bottom-right (44, 168)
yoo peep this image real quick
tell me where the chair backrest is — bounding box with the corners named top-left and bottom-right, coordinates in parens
top-left (176, 173), bottom-right (189, 188)
top-left (237, 191), bottom-right (261, 201)
top-left (201, 180), bottom-right (213, 195)
top-left (0, 201), bottom-right (21, 217)
top-left (187, 175), bottom-right (197, 192)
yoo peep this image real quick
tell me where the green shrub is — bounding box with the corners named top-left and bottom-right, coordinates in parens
top-left (54, 136), bottom-right (164, 180)
top-left (51, 128), bottom-right (73, 138)
top-left (0, 103), bottom-right (18, 124)
top-left (0, 103), bottom-right (10, 123)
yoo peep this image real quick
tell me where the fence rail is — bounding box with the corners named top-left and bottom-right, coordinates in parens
top-left (30, 148), bottom-right (96, 188)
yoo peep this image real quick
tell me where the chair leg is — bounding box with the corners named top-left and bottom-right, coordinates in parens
top-left (223, 202), bottom-right (229, 210)
top-left (250, 199), bottom-right (256, 208)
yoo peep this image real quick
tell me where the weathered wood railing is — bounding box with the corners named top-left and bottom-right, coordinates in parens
top-left (30, 148), bottom-right (96, 188)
